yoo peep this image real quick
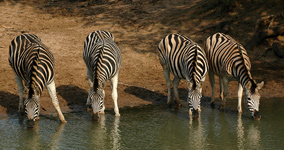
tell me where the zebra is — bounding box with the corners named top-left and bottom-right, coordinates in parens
top-left (157, 33), bottom-right (209, 119)
top-left (83, 30), bottom-right (121, 120)
top-left (204, 32), bottom-right (264, 120)
top-left (8, 34), bottom-right (67, 127)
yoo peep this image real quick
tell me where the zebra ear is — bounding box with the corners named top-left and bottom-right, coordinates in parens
top-left (246, 81), bottom-right (252, 90)
top-left (257, 81), bottom-right (264, 90)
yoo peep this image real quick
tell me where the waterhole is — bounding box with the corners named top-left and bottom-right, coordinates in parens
top-left (0, 98), bottom-right (283, 149)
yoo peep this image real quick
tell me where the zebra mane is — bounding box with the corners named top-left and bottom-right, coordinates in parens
top-left (237, 44), bottom-right (256, 89)
top-left (93, 31), bottom-right (105, 92)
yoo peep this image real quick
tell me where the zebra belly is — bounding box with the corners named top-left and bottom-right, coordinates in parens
top-left (213, 70), bottom-right (238, 82)
top-left (167, 63), bottom-right (186, 79)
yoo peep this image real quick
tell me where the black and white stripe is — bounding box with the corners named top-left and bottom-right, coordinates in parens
top-left (204, 32), bottom-right (264, 120)
top-left (157, 33), bottom-right (208, 119)
top-left (9, 34), bottom-right (67, 125)
top-left (83, 30), bottom-right (121, 119)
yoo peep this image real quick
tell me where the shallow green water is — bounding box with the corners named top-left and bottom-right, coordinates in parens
top-left (0, 98), bottom-right (284, 150)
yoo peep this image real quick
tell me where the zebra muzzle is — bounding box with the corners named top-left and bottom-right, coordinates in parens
top-left (92, 112), bottom-right (100, 121)
top-left (26, 119), bottom-right (35, 128)
top-left (192, 109), bottom-right (199, 119)
top-left (253, 110), bottom-right (261, 120)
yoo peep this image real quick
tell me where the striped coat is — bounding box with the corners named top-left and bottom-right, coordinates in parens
top-left (9, 34), bottom-right (66, 126)
top-left (204, 33), bottom-right (264, 120)
top-left (83, 30), bottom-right (121, 119)
top-left (158, 33), bottom-right (208, 119)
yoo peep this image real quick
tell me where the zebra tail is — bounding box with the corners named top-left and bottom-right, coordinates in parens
top-left (191, 45), bottom-right (199, 90)
top-left (28, 48), bottom-right (41, 97)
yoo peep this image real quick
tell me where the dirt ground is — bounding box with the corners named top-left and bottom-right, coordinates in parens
top-left (0, 0), bottom-right (283, 118)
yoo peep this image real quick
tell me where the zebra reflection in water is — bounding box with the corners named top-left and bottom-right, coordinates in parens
top-left (91, 115), bottom-right (121, 149)
top-left (237, 114), bottom-right (260, 149)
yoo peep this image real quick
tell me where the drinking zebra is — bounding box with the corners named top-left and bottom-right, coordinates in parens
top-left (157, 34), bottom-right (209, 119)
top-left (83, 30), bottom-right (121, 120)
top-left (8, 34), bottom-right (67, 127)
top-left (204, 32), bottom-right (264, 120)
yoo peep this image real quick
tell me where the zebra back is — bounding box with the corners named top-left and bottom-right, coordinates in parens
top-left (158, 33), bottom-right (208, 88)
top-left (83, 31), bottom-right (121, 91)
top-left (205, 32), bottom-right (254, 88)
top-left (9, 34), bottom-right (55, 95)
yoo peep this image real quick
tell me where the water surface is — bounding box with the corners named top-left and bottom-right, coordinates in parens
top-left (0, 98), bottom-right (283, 150)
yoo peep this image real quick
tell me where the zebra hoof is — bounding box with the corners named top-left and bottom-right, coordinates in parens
top-left (167, 102), bottom-right (173, 107)
top-left (18, 111), bottom-right (25, 116)
top-left (210, 102), bottom-right (215, 108)
top-left (61, 120), bottom-right (67, 124)
top-left (219, 105), bottom-right (225, 110)
top-left (26, 120), bottom-right (35, 128)
top-left (176, 103), bottom-right (182, 109)
top-left (92, 113), bottom-right (100, 121)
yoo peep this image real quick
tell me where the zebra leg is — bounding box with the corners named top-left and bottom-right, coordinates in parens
top-left (86, 68), bottom-right (93, 106)
top-left (208, 71), bottom-right (216, 107)
top-left (100, 103), bottom-right (106, 115)
top-left (14, 74), bottom-right (25, 113)
top-left (197, 78), bottom-right (206, 112)
top-left (162, 65), bottom-right (172, 105)
top-left (46, 80), bottom-right (67, 124)
top-left (111, 73), bottom-right (120, 117)
top-left (237, 83), bottom-right (243, 113)
top-left (100, 89), bottom-right (106, 115)
top-left (220, 77), bottom-right (229, 110)
top-left (219, 77), bottom-right (225, 109)
top-left (173, 76), bottom-right (181, 108)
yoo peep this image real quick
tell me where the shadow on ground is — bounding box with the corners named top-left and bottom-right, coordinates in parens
top-left (124, 86), bottom-right (167, 105)
top-left (56, 85), bottom-right (88, 111)
top-left (0, 91), bottom-right (18, 115)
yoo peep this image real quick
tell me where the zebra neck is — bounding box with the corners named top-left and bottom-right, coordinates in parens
top-left (239, 72), bottom-right (254, 89)
top-left (93, 76), bottom-right (105, 92)
top-left (235, 43), bottom-right (254, 89)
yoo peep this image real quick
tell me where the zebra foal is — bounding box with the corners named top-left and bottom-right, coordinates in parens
top-left (83, 30), bottom-right (121, 120)
top-left (204, 33), bottom-right (264, 120)
top-left (157, 34), bottom-right (208, 119)
top-left (8, 34), bottom-right (67, 127)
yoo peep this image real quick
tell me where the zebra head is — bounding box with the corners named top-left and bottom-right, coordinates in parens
top-left (25, 85), bottom-right (40, 127)
top-left (245, 81), bottom-right (264, 120)
top-left (90, 89), bottom-right (105, 121)
top-left (188, 89), bottom-right (202, 119)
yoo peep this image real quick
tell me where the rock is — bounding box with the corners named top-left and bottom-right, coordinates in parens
top-left (272, 42), bottom-right (284, 58)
